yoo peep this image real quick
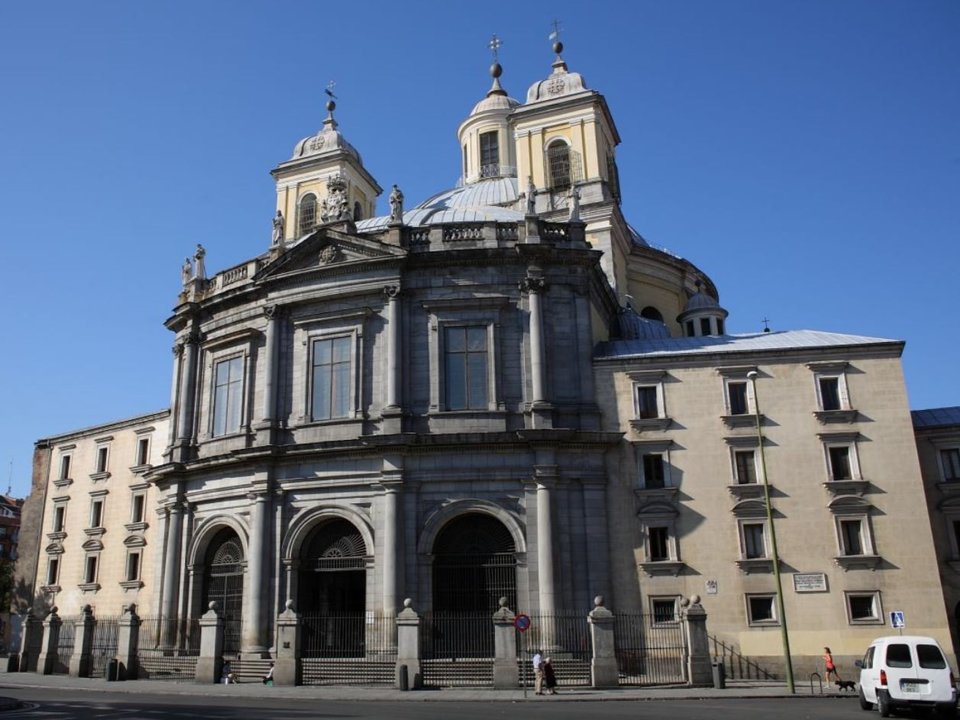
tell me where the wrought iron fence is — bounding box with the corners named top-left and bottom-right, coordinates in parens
top-left (51, 618), bottom-right (75, 675)
top-left (135, 617), bottom-right (199, 682)
top-left (709, 635), bottom-right (778, 681)
top-left (614, 613), bottom-right (686, 686)
top-left (89, 616), bottom-right (119, 679)
top-left (300, 612), bottom-right (396, 686)
top-left (515, 612), bottom-right (592, 687)
top-left (420, 612), bottom-right (494, 687)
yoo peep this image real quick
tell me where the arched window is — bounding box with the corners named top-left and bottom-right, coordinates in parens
top-left (298, 194), bottom-right (317, 235)
top-left (640, 306), bottom-right (664, 322)
top-left (546, 140), bottom-right (571, 191)
top-left (353, 201), bottom-right (362, 221)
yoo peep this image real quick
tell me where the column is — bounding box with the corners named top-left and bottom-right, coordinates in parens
top-left (535, 464), bottom-right (558, 655)
top-left (160, 500), bottom-right (183, 649)
top-left (384, 286), bottom-right (401, 410)
top-left (165, 343), bottom-right (184, 458)
top-left (258, 305), bottom-right (279, 431)
top-left (174, 332), bottom-right (200, 461)
top-left (242, 491), bottom-right (269, 654)
top-left (523, 277), bottom-right (547, 404)
top-left (381, 484), bottom-right (399, 618)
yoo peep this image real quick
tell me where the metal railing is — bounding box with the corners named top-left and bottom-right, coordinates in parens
top-left (51, 619), bottom-right (75, 675)
top-left (300, 612), bottom-right (396, 686)
top-left (708, 635), bottom-right (778, 681)
top-left (89, 616), bottom-right (119, 679)
top-left (420, 612), bottom-right (494, 687)
top-left (135, 617), bottom-right (199, 682)
top-left (614, 613), bottom-right (687, 686)
top-left (516, 612), bottom-right (593, 686)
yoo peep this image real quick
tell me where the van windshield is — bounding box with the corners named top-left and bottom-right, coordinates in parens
top-left (885, 644), bottom-right (912, 668)
top-left (918, 644), bottom-right (947, 669)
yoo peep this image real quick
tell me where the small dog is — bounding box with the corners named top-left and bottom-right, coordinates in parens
top-left (836, 680), bottom-right (857, 692)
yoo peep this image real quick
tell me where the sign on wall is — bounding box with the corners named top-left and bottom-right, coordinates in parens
top-left (792, 573), bottom-right (828, 593)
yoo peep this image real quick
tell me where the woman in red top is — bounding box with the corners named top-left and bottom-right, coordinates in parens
top-left (823, 646), bottom-right (841, 682)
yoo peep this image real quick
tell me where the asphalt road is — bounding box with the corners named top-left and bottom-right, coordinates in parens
top-left (0, 687), bottom-right (874, 720)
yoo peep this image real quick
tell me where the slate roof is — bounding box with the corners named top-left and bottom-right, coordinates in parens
top-left (595, 329), bottom-right (901, 360)
top-left (912, 407), bottom-right (960, 429)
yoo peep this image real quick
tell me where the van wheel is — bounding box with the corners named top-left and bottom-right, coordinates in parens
top-left (858, 687), bottom-right (872, 711)
top-left (877, 690), bottom-right (892, 717)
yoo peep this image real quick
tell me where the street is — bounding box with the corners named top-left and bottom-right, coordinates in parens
top-left (0, 687), bottom-right (874, 720)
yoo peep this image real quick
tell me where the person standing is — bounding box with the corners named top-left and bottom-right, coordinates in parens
top-left (543, 656), bottom-right (558, 695)
top-left (532, 649), bottom-right (544, 695)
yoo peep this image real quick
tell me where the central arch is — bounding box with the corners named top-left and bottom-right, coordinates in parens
top-left (202, 528), bottom-right (245, 655)
top-left (430, 512), bottom-right (517, 658)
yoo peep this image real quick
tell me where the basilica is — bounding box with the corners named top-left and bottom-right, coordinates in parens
top-left (21, 39), bottom-right (954, 680)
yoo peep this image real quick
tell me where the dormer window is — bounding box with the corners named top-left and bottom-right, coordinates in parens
top-left (480, 131), bottom-right (499, 178)
top-left (298, 193), bottom-right (317, 235)
top-left (546, 140), bottom-right (571, 191)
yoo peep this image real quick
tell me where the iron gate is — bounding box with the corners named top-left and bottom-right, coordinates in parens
top-left (614, 613), bottom-right (687, 685)
top-left (300, 612), bottom-right (396, 685)
top-left (516, 612), bottom-right (593, 687)
top-left (135, 617), bottom-right (199, 682)
top-left (51, 619), bottom-right (75, 675)
top-left (420, 612), bottom-right (494, 687)
top-left (89, 617), bottom-right (119, 679)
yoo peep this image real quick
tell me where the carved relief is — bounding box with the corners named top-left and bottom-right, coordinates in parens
top-left (320, 174), bottom-right (352, 222)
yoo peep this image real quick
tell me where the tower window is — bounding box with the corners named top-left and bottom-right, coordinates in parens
top-left (546, 141), bottom-right (571, 191)
top-left (480, 131), bottom-right (499, 177)
top-left (353, 201), bottom-right (362, 221)
top-left (298, 194), bottom-right (317, 235)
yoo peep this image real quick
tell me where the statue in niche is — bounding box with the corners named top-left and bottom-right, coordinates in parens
top-left (569, 185), bottom-right (581, 222)
top-left (271, 210), bottom-right (285, 245)
top-left (389, 184), bottom-right (404, 223)
top-left (181, 257), bottom-right (193, 286)
top-left (194, 244), bottom-right (206, 280)
top-left (526, 176), bottom-right (536, 216)
top-left (320, 174), bottom-right (352, 222)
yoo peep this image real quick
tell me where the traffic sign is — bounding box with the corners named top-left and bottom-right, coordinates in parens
top-left (890, 610), bottom-right (905, 629)
top-left (514, 614), bottom-right (531, 632)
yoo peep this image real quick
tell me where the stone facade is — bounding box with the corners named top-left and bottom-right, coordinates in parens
top-left (21, 42), bottom-right (954, 680)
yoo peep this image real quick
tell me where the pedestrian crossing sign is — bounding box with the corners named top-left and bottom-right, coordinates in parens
top-left (890, 610), bottom-right (905, 629)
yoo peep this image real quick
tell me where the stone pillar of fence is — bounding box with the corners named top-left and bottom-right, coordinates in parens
top-left (195, 602), bottom-right (224, 684)
top-left (492, 597), bottom-right (519, 689)
top-left (274, 600), bottom-right (300, 687)
top-left (682, 595), bottom-right (713, 686)
top-left (395, 598), bottom-right (421, 690)
top-left (68, 605), bottom-right (95, 678)
top-left (588, 595), bottom-right (619, 688)
top-left (115, 603), bottom-right (141, 680)
top-left (37, 606), bottom-right (62, 675)
top-left (18, 610), bottom-right (43, 673)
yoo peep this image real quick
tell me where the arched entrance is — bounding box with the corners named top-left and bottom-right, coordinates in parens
top-left (298, 518), bottom-right (369, 657)
top-left (202, 528), bottom-right (244, 655)
top-left (430, 512), bottom-right (517, 657)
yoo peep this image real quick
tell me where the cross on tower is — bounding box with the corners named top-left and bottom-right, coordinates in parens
top-left (488, 34), bottom-right (502, 61)
top-left (325, 80), bottom-right (337, 100)
top-left (549, 19), bottom-right (562, 41)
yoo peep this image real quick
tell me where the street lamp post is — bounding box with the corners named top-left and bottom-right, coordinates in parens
top-left (747, 370), bottom-right (795, 693)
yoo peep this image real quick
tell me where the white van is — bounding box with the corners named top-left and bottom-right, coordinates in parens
top-left (857, 635), bottom-right (957, 717)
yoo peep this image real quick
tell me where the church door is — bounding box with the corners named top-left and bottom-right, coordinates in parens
top-left (202, 529), bottom-right (245, 655)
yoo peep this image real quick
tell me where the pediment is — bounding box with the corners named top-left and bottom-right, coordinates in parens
top-left (827, 495), bottom-right (872, 513)
top-left (256, 228), bottom-right (405, 281)
top-left (731, 498), bottom-right (767, 517)
top-left (124, 534), bottom-right (147, 548)
top-left (81, 538), bottom-right (104, 552)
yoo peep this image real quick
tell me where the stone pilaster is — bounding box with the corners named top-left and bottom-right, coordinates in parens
top-left (395, 599), bottom-right (421, 690)
top-left (68, 605), bottom-right (95, 678)
top-left (195, 602), bottom-right (225, 685)
top-left (17, 610), bottom-right (42, 672)
top-left (160, 498), bottom-right (183, 649)
top-left (115, 604), bottom-right (140, 680)
top-left (382, 285), bottom-right (403, 434)
top-left (242, 490), bottom-right (270, 655)
top-left (255, 305), bottom-right (280, 444)
top-left (492, 599), bottom-right (519, 689)
top-left (588, 596), bottom-right (618, 688)
top-left (274, 600), bottom-right (300, 686)
top-left (37, 607), bottom-right (62, 675)
top-left (682, 595), bottom-right (713, 687)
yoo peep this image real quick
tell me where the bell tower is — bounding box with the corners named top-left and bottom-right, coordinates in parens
top-left (270, 88), bottom-right (382, 245)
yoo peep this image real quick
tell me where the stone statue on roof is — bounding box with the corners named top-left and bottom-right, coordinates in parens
top-left (181, 257), bottom-right (193, 286)
top-left (194, 244), bottom-right (206, 280)
top-left (271, 210), bottom-right (285, 246)
top-left (526, 176), bottom-right (536, 216)
top-left (389, 184), bottom-right (404, 224)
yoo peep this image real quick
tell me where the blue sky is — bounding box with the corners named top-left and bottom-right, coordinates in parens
top-left (1, 1), bottom-right (958, 498)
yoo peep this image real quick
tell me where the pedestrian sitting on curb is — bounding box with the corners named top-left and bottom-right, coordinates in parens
top-left (221, 660), bottom-right (237, 684)
top-left (262, 661), bottom-right (275, 686)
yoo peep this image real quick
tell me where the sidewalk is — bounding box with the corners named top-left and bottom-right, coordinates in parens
top-left (0, 670), bottom-right (853, 704)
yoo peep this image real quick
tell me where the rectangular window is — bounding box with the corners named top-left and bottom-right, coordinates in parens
top-left (642, 454), bottom-right (666, 489)
top-left (734, 450), bottom-right (757, 484)
top-left (131, 494), bottom-right (146, 524)
top-left (479, 131), bottom-right (499, 176)
top-left (828, 446), bottom-right (853, 480)
top-left (840, 519), bottom-right (864, 555)
top-left (136, 437), bottom-right (150, 466)
top-left (651, 598), bottom-right (677, 624)
top-left (444, 326), bottom-right (488, 410)
top-left (747, 594), bottom-right (777, 625)
top-left (847, 592), bottom-right (881, 623)
top-left (700, 318), bottom-right (711, 336)
top-left (649, 526), bottom-right (669, 561)
top-left (95, 446), bottom-right (109, 473)
top-left (311, 336), bottom-right (352, 421)
top-left (84, 555), bottom-right (99, 584)
top-left (635, 385), bottom-right (660, 419)
top-left (59, 455), bottom-right (71, 480)
top-left (126, 552), bottom-right (141, 582)
top-left (46, 557), bottom-right (59, 586)
top-left (819, 377), bottom-right (841, 411)
top-left (728, 381), bottom-right (748, 415)
top-left (742, 522), bottom-right (766, 559)
top-left (212, 356), bottom-right (244, 436)
top-left (90, 499), bottom-right (104, 529)
top-left (53, 505), bottom-right (66, 533)
top-left (941, 448), bottom-right (960, 482)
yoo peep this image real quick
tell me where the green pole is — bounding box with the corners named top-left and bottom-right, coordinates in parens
top-left (748, 370), bottom-right (795, 694)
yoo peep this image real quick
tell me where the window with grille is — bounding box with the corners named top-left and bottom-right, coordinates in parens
top-left (846, 592), bottom-right (881, 623)
top-left (444, 326), bottom-right (488, 410)
top-left (546, 141), bottom-right (571, 191)
top-left (651, 597), bottom-right (677, 623)
top-left (298, 194), bottom-right (317, 235)
top-left (311, 336), bottom-right (352, 421)
top-left (479, 131), bottom-right (499, 177)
